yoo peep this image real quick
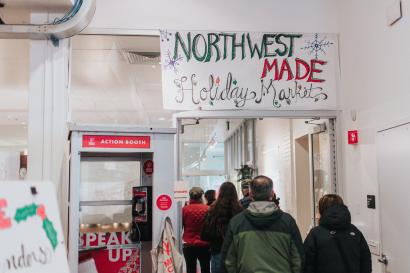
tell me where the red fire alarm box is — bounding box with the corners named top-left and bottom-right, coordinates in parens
top-left (348, 130), bottom-right (359, 144)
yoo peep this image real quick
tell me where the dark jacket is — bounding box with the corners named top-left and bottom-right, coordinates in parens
top-left (304, 205), bottom-right (372, 273)
top-left (239, 196), bottom-right (252, 209)
top-left (221, 202), bottom-right (304, 273)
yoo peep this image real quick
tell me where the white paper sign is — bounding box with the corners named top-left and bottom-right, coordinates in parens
top-left (0, 182), bottom-right (70, 273)
top-left (173, 181), bottom-right (189, 202)
top-left (160, 30), bottom-right (340, 110)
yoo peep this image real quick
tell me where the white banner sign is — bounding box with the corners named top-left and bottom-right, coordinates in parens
top-left (173, 181), bottom-right (189, 203)
top-left (160, 30), bottom-right (339, 110)
top-left (0, 182), bottom-right (70, 273)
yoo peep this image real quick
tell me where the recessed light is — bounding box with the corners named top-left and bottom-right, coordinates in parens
top-left (158, 117), bottom-right (165, 121)
top-left (21, 122), bottom-right (26, 125)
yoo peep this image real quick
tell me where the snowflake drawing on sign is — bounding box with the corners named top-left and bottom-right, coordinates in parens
top-left (301, 33), bottom-right (334, 59)
top-left (160, 30), bottom-right (172, 42)
top-left (164, 50), bottom-right (183, 74)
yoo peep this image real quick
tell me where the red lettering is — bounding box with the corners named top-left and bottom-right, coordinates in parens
top-left (278, 59), bottom-right (294, 81)
top-left (0, 199), bottom-right (11, 230)
top-left (260, 58), bottom-right (279, 79)
top-left (164, 257), bottom-right (174, 271)
top-left (163, 241), bottom-right (171, 256)
top-left (308, 59), bottom-right (327, 83)
top-left (295, 58), bottom-right (310, 80)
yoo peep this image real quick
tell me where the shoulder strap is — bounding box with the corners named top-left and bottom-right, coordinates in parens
top-left (331, 231), bottom-right (353, 273)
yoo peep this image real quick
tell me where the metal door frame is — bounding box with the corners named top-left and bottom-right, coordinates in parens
top-left (68, 124), bottom-right (176, 273)
top-left (173, 110), bottom-right (341, 191)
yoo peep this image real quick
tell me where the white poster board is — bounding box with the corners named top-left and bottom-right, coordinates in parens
top-left (173, 180), bottom-right (189, 203)
top-left (0, 182), bottom-right (70, 273)
top-left (160, 30), bottom-right (339, 110)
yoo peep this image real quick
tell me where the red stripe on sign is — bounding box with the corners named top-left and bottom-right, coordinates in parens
top-left (82, 135), bottom-right (151, 149)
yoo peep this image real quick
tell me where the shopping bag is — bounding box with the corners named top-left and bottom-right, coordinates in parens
top-left (151, 217), bottom-right (183, 273)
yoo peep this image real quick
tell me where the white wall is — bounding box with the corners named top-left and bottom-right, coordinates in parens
top-left (338, 1), bottom-right (410, 272)
top-left (255, 119), bottom-right (293, 213)
top-left (89, 0), bottom-right (340, 33)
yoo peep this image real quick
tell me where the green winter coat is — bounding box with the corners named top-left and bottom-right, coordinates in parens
top-left (221, 201), bottom-right (304, 273)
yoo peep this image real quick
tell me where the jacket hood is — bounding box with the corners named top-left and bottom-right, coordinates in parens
top-left (244, 201), bottom-right (282, 228)
top-left (319, 204), bottom-right (351, 230)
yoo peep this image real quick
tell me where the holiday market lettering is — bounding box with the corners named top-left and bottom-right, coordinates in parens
top-left (160, 30), bottom-right (339, 110)
top-left (174, 73), bottom-right (327, 108)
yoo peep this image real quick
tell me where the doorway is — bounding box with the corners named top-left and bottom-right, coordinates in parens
top-left (176, 113), bottom-right (338, 236)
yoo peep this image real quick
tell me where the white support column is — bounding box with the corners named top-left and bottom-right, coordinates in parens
top-left (27, 15), bottom-right (70, 188)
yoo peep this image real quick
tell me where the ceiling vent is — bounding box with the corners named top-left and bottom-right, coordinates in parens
top-left (121, 51), bottom-right (161, 65)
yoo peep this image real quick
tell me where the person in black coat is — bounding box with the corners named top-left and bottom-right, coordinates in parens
top-left (304, 194), bottom-right (372, 273)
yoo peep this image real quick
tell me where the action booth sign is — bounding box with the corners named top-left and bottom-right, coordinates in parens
top-left (160, 30), bottom-right (340, 110)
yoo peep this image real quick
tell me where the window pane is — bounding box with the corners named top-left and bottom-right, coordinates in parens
top-left (80, 205), bottom-right (131, 225)
top-left (80, 158), bottom-right (141, 201)
top-left (183, 175), bottom-right (226, 192)
top-left (182, 142), bottom-right (224, 173)
top-left (70, 35), bottom-right (174, 127)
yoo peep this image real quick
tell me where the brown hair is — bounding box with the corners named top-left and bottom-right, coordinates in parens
top-left (318, 194), bottom-right (344, 215)
top-left (208, 182), bottom-right (243, 237)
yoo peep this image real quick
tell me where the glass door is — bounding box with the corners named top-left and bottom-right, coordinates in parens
top-left (78, 153), bottom-right (143, 273)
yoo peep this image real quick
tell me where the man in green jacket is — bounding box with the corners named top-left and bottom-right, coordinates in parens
top-left (221, 175), bottom-right (304, 273)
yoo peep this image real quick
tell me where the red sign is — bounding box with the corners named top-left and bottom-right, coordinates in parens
top-left (348, 130), bottom-right (359, 144)
top-left (79, 232), bottom-right (141, 273)
top-left (143, 160), bottom-right (154, 175)
top-left (82, 135), bottom-right (150, 149)
top-left (156, 195), bottom-right (172, 211)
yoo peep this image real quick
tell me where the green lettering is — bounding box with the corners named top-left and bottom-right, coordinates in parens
top-left (275, 34), bottom-right (288, 56)
top-left (192, 34), bottom-right (208, 62)
top-left (219, 33), bottom-right (231, 60)
top-left (174, 32), bottom-right (191, 61)
top-left (287, 34), bottom-right (302, 57)
top-left (247, 34), bottom-right (265, 59)
top-left (205, 33), bottom-right (221, 62)
top-left (263, 34), bottom-right (277, 57)
top-left (231, 33), bottom-right (246, 60)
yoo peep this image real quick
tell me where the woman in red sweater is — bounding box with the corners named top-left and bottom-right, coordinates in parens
top-left (182, 187), bottom-right (210, 273)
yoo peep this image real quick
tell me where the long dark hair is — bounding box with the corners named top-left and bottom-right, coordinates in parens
top-left (208, 182), bottom-right (243, 237)
top-left (204, 190), bottom-right (216, 206)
